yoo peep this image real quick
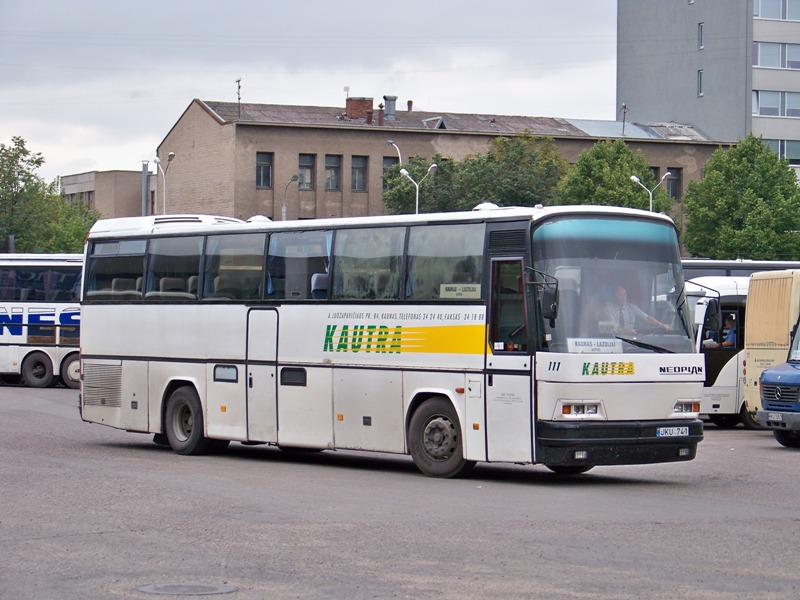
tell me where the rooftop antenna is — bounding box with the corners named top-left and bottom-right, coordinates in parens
top-left (236, 78), bottom-right (242, 119)
top-left (343, 86), bottom-right (350, 99)
top-left (620, 102), bottom-right (628, 136)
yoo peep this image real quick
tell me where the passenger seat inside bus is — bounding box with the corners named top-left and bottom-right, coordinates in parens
top-left (112, 277), bottom-right (141, 300)
top-left (311, 273), bottom-right (328, 299)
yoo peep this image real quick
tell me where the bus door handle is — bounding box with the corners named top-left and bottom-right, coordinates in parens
top-left (249, 373), bottom-right (253, 388)
top-left (488, 374), bottom-right (493, 387)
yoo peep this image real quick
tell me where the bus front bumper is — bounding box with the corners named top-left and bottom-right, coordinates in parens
top-left (756, 410), bottom-right (800, 431)
top-left (536, 419), bottom-right (704, 467)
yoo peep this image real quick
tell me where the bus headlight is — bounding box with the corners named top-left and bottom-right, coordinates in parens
top-left (559, 401), bottom-right (604, 419)
top-left (671, 401), bottom-right (700, 416)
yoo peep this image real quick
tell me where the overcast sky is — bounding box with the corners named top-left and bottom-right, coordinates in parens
top-left (0, 0), bottom-right (617, 182)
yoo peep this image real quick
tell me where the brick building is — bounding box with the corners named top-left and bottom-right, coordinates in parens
top-left (153, 95), bottom-right (724, 222)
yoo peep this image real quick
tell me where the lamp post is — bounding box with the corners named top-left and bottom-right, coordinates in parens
top-left (400, 163), bottom-right (438, 214)
top-left (630, 171), bottom-right (671, 212)
top-left (387, 139), bottom-right (402, 164)
top-left (282, 174), bottom-right (299, 221)
top-left (154, 151), bottom-right (175, 214)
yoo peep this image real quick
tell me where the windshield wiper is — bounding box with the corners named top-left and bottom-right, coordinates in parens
top-left (615, 335), bottom-right (674, 354)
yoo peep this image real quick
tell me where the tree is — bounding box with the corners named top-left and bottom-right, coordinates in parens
top-left (682, 134), bottom-right (800, 259)
top-left (0, 137), bottom-right (99, 253)
top-left (381, 134), bottom-right (568, 215)
top-left (557, 139), bottom-right (673, 213)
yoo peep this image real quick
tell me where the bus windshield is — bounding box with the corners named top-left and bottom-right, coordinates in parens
top-left (532, 216), bottom-right (693, 354)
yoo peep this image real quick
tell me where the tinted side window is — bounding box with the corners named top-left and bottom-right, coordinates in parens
top-left (406, 223), bottom-right (485, 300)
top-left (85, 240), bottom-right (147, 301)
top-left (145, 236), bottom-right (203, 301)
top-left (204, 233), bottom-right (267, 301)
top-left (332, 227), bottom-right (404, 300)
top-left (267, 230), bottom-right (331, 300)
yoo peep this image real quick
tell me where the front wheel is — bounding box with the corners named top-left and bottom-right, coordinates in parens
top-left (164, 386), bottom-right (215, 455)
top-left (21, 352), bottom-right (54, 388)
top-left (60, 353), bottom-right (80, 389)
top-left (408, 397), bottom-right (475, 478)
top-left (773, 430), bottom-right (800, 448)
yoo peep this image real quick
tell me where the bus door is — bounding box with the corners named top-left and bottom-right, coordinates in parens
top-left (245, 308), bottom-right (278, 442)
top-left (485, 258), bottom-right (534, 463)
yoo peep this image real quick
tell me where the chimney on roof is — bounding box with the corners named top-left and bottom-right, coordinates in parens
top-left (407, 100), bottom-right (413, 112)
top-left (366, 110), bottom-right (373, 125)
top-left (345, 97), bottom-right (373, 119)
top-left (383, 95), bottom-right (397, 120)
top-left (378, 103), bottom-right (385, 126)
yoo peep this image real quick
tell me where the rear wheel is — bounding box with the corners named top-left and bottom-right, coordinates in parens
top-left (164, 386), bottom-right (215, 455)
top-left (60, 353), bottom-right (80, 389)
top-left (408, 397), bottom-right (475, 478)
top-left (773, 430), bottom-right (800, 448)
top-left (21, 352), bottom-right (54, 388)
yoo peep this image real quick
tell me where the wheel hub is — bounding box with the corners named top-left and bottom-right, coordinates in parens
top-left (423, 416), bottom-right (456, 459)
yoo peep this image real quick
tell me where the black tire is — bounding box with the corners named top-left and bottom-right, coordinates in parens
top-left (546, 465), bottom-right (594, 475)
top-left (60, 353), bottom-right (80, 389)
top-left (164, 386), bottom-right (214, 455)
top-left (740, 405), bottom-right (766, 430)
top-left (408, 396), bottom-right (475, 478)
top-left (773, 430), bottom-right (800, 448)
top-left (21, 352), bottom-right (54, 388)
top-left (708, 413), bottom-right (740, 429)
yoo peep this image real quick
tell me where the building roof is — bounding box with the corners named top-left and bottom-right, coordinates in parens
top-left (199, 99), bottom-right (713, 143)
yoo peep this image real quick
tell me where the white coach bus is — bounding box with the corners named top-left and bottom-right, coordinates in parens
top-left (0, 253), bottom-right (82, 388)
top-left (79, 206), bottom-right (704, 477)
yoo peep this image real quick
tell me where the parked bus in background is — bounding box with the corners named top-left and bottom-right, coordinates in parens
top-left (681, 258), bottom-right (800, 280)
top-left (744, 270), bottom-right (800, 428)
top-left (0, 254), bottom-right (82, 388)
top-left (79, 207), bottom-right (705, 478)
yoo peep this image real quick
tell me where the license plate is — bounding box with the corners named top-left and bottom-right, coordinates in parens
top-left (769, 412), bottom-right (783, 422)
top-left (657, 426), bottom-right (689, 437)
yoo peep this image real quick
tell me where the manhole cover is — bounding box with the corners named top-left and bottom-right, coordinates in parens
top-left (138, 583), bottom-right (237, 596)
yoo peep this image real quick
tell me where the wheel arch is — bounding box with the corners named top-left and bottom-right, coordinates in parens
top-left (159, 378), bottom-right (202, 434)
top-left (405, 390), bottom-right (462, 451)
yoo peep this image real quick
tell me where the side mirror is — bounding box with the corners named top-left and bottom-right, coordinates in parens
top-left (703, 298), bottom-right (721, 333)
top-left (541, 287), bottom-right (559, 328)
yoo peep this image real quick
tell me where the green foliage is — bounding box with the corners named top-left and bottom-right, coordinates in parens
top-left (682, 134), bottom-right (800, 259)
top-left (382, 134), bottom-right (568, 214)
top-left (557, 139), bottom-right (673, 213)
top-left (0, 137), bottom-right (99, 253)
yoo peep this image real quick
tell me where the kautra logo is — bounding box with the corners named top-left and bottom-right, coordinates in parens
top-left (323, 324), bottom-right (402, 354)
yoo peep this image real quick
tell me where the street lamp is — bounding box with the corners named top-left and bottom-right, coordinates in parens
top-left (154, 151), bottom-right (175, 214)
top-left (387, 139), bottom-right (402, 164)
top-left (282, 174), bottom-right (299, 221)
top-left (400, 163), bottom-right (438, 214)
top-left (630, 171), bottom-right (671, 212)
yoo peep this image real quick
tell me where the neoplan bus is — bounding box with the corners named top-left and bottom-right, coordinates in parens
top-left (0, 253), bottom-right (82, 388)
top-left (79, 206), bottom-right (704, 477)
top-left (687, 276), bottom-right (759, 428)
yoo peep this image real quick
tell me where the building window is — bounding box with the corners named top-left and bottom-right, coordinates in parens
top-left (382, 156), bottom-right (399, 190)
top-left (757, 90), bottom-right (781, 115)
top-left (352, 156), bottom-right (368, 192)
top-left (756, 0), bottom-right (783, 18)
top-left (788, 44), bottom-right (800, 68)
top-left (763, 139), bottom-right (800, 165)
top-left (753, 90), bottom-right (800, 117)
top-left (698, 23), bottom-right (704, 49)
top-left (697, 70), bottom-right (704, 97)
top-left (666, 169), bottom-right (682, 202)
top-left (754, 41), bottom-right (783, 67)
top-left (256, 152), bottom-right (273, 189)
top-left (298, 154), bottom-right (315, 190)
top-left (325, 155), bottom-right (341, 191)
top-left (789, 0), bottom-right (800, 20)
